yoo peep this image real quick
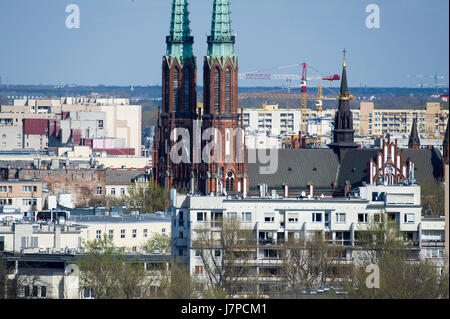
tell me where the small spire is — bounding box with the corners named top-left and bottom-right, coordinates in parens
top-left (408, 115), bottom-right (420, 149)
top-left (343, 48), bottom-right (347, 68)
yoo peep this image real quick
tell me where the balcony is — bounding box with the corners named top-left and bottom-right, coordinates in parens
top-left (421, 241), bottom-right (445, 248)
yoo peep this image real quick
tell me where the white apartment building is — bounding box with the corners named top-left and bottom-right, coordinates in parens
top-left (241, 103), bottom-right (302, 136)
top-left (170, 183), bottom-right (445, 291)
top-left (73, 214), bottom-right (171, 253)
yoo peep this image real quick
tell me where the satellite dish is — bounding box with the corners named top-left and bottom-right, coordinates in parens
top-left (320, 194), bottom-right (324, 199)
top-left (307, 194), bottom-right (312, 199)
top-left (301, 191), bottom-right (306, 197)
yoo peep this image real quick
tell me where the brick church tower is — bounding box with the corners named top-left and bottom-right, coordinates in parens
top-left (153, 0), bottom-right (198, 190)
top-left (199, 0), bottom-right (248, 196)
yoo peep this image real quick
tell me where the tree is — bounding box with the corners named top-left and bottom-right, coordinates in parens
top-left (279, 233), bottom-right (347, 298)
top-left (126, 182), bottom-right (170, 213)
top-left (419, 182), bottom-right (445, 216)
top-left (164, 262), bottom-right (196, 299)
top-left (77, 235), bottom-right (156, 299)
top-left (191, 217), bottom-right (257, 298)
top-left (344, 213), bottom-right (449, 299)
top-left (143, 233), bottom-right (171, 253)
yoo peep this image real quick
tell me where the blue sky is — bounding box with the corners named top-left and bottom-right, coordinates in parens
top-left (0, 0), bottom-right (448, 87)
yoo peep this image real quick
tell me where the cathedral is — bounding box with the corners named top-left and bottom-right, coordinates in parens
top-left (153, 0), bottom-right (449, 197)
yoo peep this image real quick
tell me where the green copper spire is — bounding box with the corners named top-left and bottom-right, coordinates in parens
top-left (166, 0), bottom-right (193, 62)
top-left (207, 0), bottom-right (236, 61)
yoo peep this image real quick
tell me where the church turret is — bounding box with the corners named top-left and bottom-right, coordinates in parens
top-left (200, 0), bottom-right (247, 196)
top-left (408, 115), bottom-right (421, 149)
top-left (328, 50), bottom-right (359, 163)
top-left (154, 0), bottom-right (198, 191)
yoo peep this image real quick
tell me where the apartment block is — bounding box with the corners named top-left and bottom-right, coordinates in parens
top-left (356, 101), bottom-right (448, 137)
top-left (241, 103), bottom-right (302, 136)
top-left (170, 183), bottom-right (445, 293)
top-left (0, 180), bottom-right (43, 212)
top-left (0, 125), bottom-right (22, 150)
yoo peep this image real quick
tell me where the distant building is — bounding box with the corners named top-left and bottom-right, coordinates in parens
top-left (241, 103), bottom-right (302, 136)
top-left (0, 180), bottom-right (43, 212)
top-left (0, 97), bottom-right (142, 155)
top-left (105, 169), bottom-right (151, 199)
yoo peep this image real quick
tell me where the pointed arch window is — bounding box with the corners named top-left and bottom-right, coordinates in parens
top-left (204, 71), bottom-right (210, 114)
top-left (225, 68), bottom-right (231, 114)
top-left (225, 170), bottom-right (235, 193)
top-left (184, 68), bottom-right (190, 113)
top-left (164, 65), bottom-right (170, 112)
top-left (214, 68), bottom-right (221, 115)
top-left (173, 68), bottom-right (180, 112)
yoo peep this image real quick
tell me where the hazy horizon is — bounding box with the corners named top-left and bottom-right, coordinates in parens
top-left (0, 0), bottom-right (448, 88)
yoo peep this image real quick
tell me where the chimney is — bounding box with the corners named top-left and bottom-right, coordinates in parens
top-left (283, 183), bottom-right (289, 198)
top-left (308, 181), bottom-right (314, 197)
top-left (344, 181), bottom-right (351, 197)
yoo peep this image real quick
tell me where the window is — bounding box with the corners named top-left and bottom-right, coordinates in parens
top-left (195, 265), bottom-right (204, 275)
top-left (179, 248), bottom-right (183, 256)
top-left (0, 186), bottom-right (6, 192)
top-left (143, 229), bottom-right (148, 238)
top-left (111, 188), bottom-right (116, 195)
top-left (162, 228), bottom-right (166, 236)
top-left (96, 230), bottom-right (101, 239)
top-left (97, 186), bottom-right (102, 195)
top-left (227, 212), bottom-right (237, 221)
top-left (32, 286), bottom-right (38, 297)
top-left (374, 214), bottom-right (384, 223)
top-left (22, 186), bottom-right (32, 192)
top-left (312, 213), bottom-right (322, 222)
top-left (404, 213), bottom-right (415, 224)
top-left (24, 286), bottom-right (30, 297)
top-left (121, 229), bottom-right (125, 239)
top-left (225, 68), bottom-right (231, 113)
top-left (164, 65), bottom-right (170, 112)
top-left (8, 186), bottom-right (12, 193)
top-left (109, 230), bottom-right (114, 239)
top-left (215, 249), bottom-right (221, 257)
top-left (264, 214), bottom-right (275, 223)
top-left (41, 286), bottom-right (47, 298)
top-left (184, 68), bottom-right (190, 112)
top-left (120, 188), bottom-right (126, 195)
top-left (214, 68), bottom-right (220, 114)
top-left (195, 249), bottom-right (200, 257)
top-left (225, 170), bottom-right (234, 192)
top-left (241, 212), bottom-right (251, 223)
top-left (197, 212), bottom-right (206, 222)
top-left (336, 213), bottom-right (346, 223)
top-left (33, 186), bottom-right (37, 192)
top-left (288, 214), bottom-right (298, 223)
top-left (132, 229), bottom-right (137, 238)
top-left (174, 67), bottom-right (180, 112)
top-left (358, 213), bottom-right (368, 223)
top-left (83, 287), bottom-right (92, 299)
